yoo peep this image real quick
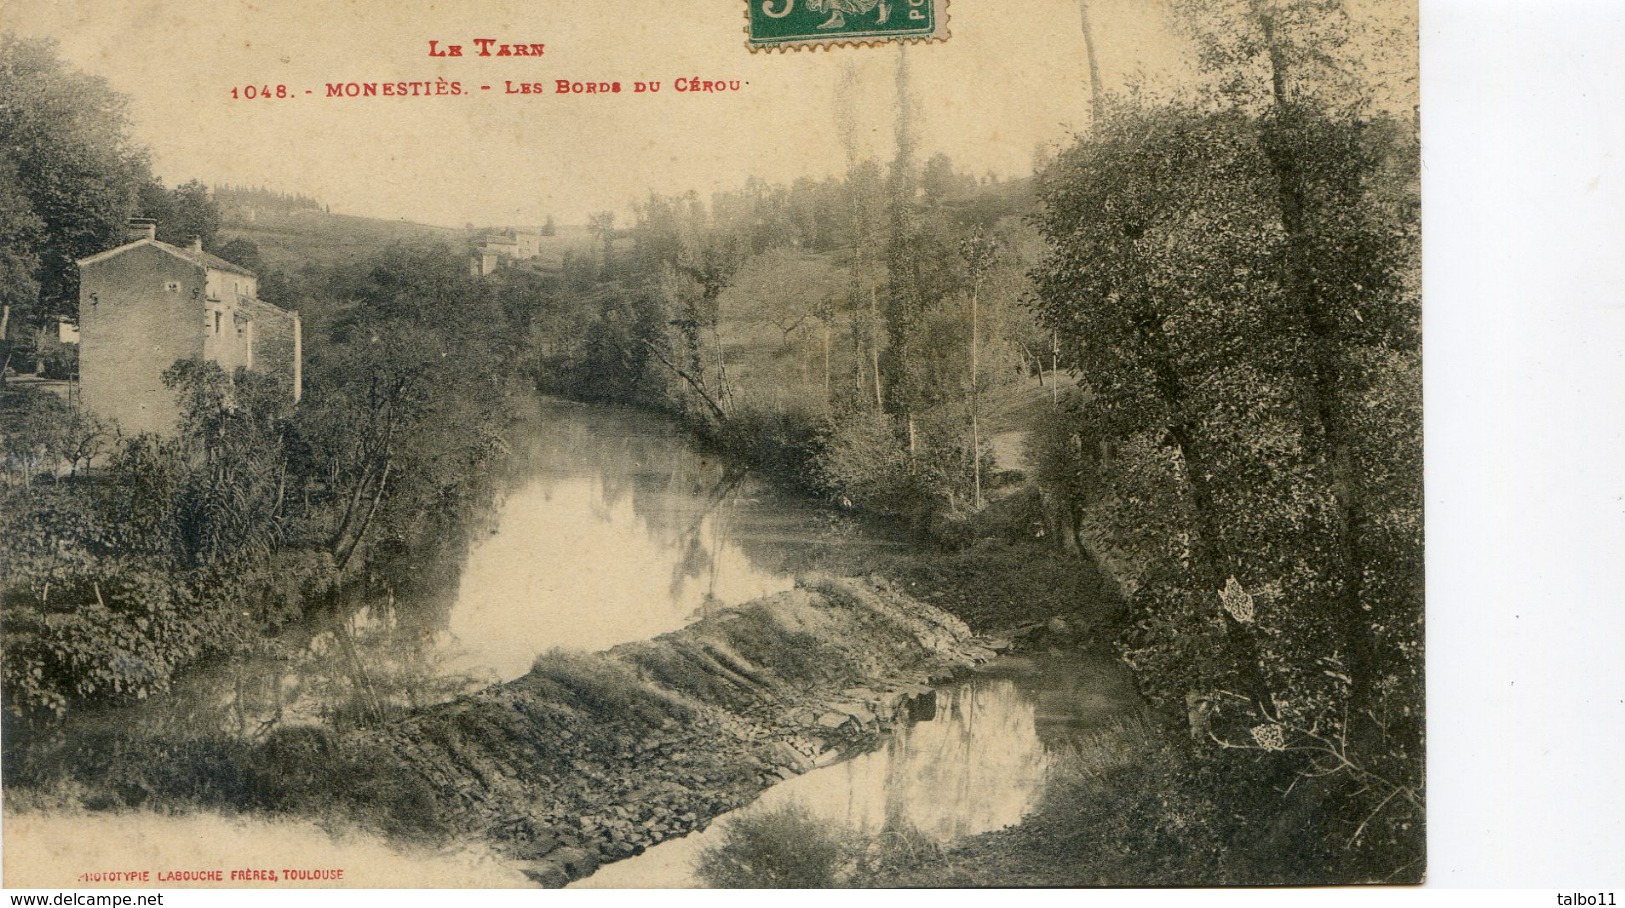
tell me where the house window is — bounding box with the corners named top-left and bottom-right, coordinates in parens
top-left (214, 311), bottom-right (223, 335)
top-left (164, 281), bottom-right (180, 292)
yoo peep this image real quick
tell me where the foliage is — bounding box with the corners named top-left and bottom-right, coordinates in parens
top-left (814, 407), bottom-right (912, 513)
top-left (137, 179), bottom-right (223, 251)
top-left (539, 283), bottom-right (667, 409)
top-left (37, 339), bottom-right (77, 380)
top-left (161, 360), bottom-right (293, 566)
top-left (0, 33), bottom-right (152, 322)
top-left (213, 238), bottom-right (263, 272)
top-left (4, 722), bottom-right (447, 841)
top-left (1028, 87), bottom-right (1421, 876)
top-left (0, 156), bottom-right (43, 326)
top-left (0, 386), bottom-right (107, 483)
top-left (696, 803), bottom-right (852, 888)
top-left (710, 404), bottom-right (823, 491)
top-left (868, 543), bottom-right (1121, 634)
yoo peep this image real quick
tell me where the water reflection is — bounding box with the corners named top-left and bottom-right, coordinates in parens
top-left (441, 464), bottom-right (793, 680)
top-left (791, 679), bottom-right (1050, 841)
top-left (59, 601), bottom-right (486, 744)
top-left (577, 667), bottom-right (1089, 889)
top-left (437, 398), bottom-right (916, 682)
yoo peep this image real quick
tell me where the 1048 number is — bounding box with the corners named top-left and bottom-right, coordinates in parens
top-left (230, 85), bottom-right (289, 99)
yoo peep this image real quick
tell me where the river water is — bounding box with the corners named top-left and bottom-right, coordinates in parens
top-left (437, 398), bottom-right (919, 681)
top-left (8, 396), bottom-right (1142, 888)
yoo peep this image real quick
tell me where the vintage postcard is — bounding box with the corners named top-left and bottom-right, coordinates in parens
top-left (0, 0), bottom-right (1421, 890)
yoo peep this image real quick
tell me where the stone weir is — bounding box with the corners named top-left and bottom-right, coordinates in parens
top-left (344, 574), bottom-right (1001, 887)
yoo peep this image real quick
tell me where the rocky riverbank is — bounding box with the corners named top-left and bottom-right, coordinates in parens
top-left (343, 573), bottom-right (1001, 887)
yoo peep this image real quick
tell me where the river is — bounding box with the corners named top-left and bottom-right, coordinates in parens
top-left (5, 396), bottom-right (1141, 889)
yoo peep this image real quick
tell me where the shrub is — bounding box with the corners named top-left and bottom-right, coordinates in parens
top-left (696, 802), bottom-right (852, 888)
top-left (40, 342), bottom-right (77, 381)
top-left (711, 404), bottom-right (822, 491)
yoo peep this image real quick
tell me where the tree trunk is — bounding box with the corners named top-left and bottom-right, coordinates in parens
top-left (1254, 3), bottom-right (1378, 727)
top-left (971, 278), bottom-right (982, 508)
top-left (1078, 0), bottom-right (1105, 124)
top-left (870, 287), bottom-right (884, 409)
top-left (711, 322), bottom-right (734, 413)
top-left (1, 303), bottom-right (11, 389)
top-left (641, 338), bottom-right (728, 423)
top-left (336, 459), bottom-right (390, 571)
top-left (1136, 307), bottom-right (1275, 713)
top-left (823, 321), bottom-right (832, 399)
top-left (1052, 328), bottom-right (1060, 405)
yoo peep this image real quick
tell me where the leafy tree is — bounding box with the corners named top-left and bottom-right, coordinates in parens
top-left (288, 246), bottom-right (520, 574)
top-left (0, 34), bottom-right (151, 322)
top-left (1, 388), bottom-right (70, 485)
top-left (1031, 93), bottom-right (1420, 877)
top-left (138, 179), bottom-right (223, 251)
top-left (0, 158), bottom-right (44, 376)
top-left (215, 237), bottom-right (263, 272)
top-left (162, 359), bottom-right (293, 567)
top-left (0, 386), bottom-right (107, 483)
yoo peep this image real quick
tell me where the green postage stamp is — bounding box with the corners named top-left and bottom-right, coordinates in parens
top-left (746, 0), bottom-right (948, 51)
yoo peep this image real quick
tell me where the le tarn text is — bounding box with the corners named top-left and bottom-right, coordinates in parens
top-left (428, 39), bottom-right (545, 58)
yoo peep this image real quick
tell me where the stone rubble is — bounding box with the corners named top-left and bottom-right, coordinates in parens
top-left (347, 574), bottom-right (1003, 887)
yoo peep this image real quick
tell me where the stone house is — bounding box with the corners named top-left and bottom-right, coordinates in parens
top-left (76, 218), bottom-right (302, 436)
top-left (469, 227), bottom-right (547, 276)
top-left (512, 229), bottom-right (541, 259)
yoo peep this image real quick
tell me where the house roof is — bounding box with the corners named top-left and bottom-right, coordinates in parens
top-left (188, 247), bottom-right (257, 277)
top-left (77, 238), bottom-right (257, 278)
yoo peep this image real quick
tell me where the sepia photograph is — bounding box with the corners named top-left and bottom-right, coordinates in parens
top-left (1, 0), bottom-right (1435, 890)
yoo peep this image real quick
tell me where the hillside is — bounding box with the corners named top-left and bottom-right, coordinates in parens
top-left (217, 207), bottom-right (466, 272)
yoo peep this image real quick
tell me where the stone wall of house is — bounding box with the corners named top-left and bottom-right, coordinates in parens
top-left (80, 242), bottom-right (301, 434)
top-left (246, 297), bottom-right (299, 397)
top-left (202, 295), bottom-right (251, 374)
top-left (78, 245), bottom-right (207, 437)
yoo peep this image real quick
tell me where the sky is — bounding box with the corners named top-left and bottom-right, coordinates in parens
top-left (0, 0), bottom-right (1197, 226)
top-left (0, 0), bottom-right (1414, 226)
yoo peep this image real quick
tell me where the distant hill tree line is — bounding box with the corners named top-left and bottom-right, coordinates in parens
top-left (213, 185), bottom-right (325, 215)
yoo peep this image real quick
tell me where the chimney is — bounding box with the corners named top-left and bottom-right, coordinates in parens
top-left (189, 236), bottom-right (203, 254)
top-left (126, 217), bottom-right (157, 242)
